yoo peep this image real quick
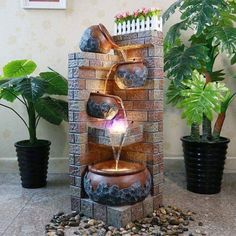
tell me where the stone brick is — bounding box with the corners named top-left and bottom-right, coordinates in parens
top-left (73, 112), bottom-right (87, 122)
top-left (69, 143), bottom-right (87, 155)
top-left (153, 173), bottom-right (164, 186)
top-left (74, 177), bottom-right (82, 187)
top-left (149, 90), bottom-right (164, 100)
top-left (143, 196), bottom-right (154, 216)
top-left (73, 133), bottom-right (87, 144)
top-left (93, 202), bottom-right (107, 222)
top-left (145, 36), bottom-right (163, 46)
top-left (147, 164), bottom-right (160, 175)
top-left (70, 186), bottom-right (81, 197)
top-left (132, 101), bottom-right (162, 110)
top-left (89, 59), bottom-right (103, 67)
top-left (69, 154), bottom-right (75, 165)
top-left (107, 206), bottom-right (131, 228)
top-left (147, 153), bottom-right (163, 165)
top-left (152, 185), bottom-right (160, 196)
top-left (127, 111), bottom-right (147, 122)
top-left (81, 198), bottom-right (94, 218)
top-left (131, 202), bottom-right (143, 221)
top-left (69, 101), bottom-right (86, 111)
top-left (153, 194), bottom-right (163, 210)
top-left (148, 68), bottom-right (164, 78)
top-left (145, 57), bottom-right (163, 68)
top-left (69, 122), bottom-right (87, 133)
top-left (75, 90), bottom-right (90, 100)
top-left (71, 196), bottom-right (80, 211)
top-left (69, 175), bottom-right (75, 185)
top-left (126, 48), bottom-right (148, 58)
top-left (148, 111), bottom-right (163, 122)
top-left (68, 58), bottom-right (90, 68)
top-left (143, 122), bottom-right (160, 133)
top-left (69, 165), bottom-right (87, 176)
top-left (148, 46), bottom-right (163, 57)
top-left (78, 69), bottom-right (96, 79)
top-left (144, 132), bottom-right (163, 142)
top-left (126, 90), bottom-right (148, 100)
top-left (85, 79), bottom-right (105, 90)
top-left (75, 52), bottom-right (96, 59)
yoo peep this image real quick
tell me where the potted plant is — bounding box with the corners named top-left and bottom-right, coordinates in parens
top-left (0, 59), bottom-right (68, 188)
top-left (163, 0), bottom-right (236, 194)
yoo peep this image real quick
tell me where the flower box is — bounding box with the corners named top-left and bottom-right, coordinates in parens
top-left (114, 7), bottom-right (162, 35)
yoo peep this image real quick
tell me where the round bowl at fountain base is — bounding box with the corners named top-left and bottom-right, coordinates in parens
top-left (83, 160), bottom-right (151, 206)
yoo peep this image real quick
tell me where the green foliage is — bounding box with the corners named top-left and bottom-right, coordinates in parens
top-left (39, 70), bottom-right (68, 96)
top-left (166, 81), bottom-right (186, 106)
top-left (177, 71), bottom-right (228, 125)
top-left (180, 0), bottom-right (227, 35)
top-left (3, 60), bottom-right (37, 78)
top-left (220, 91), bottom-right (236, 113)
top-left (35, 97), bottom-right (68, 125)
top-left (164, 0), bottom-right (236, 139)
top-left (162, 0), bottom-right (184, 24)
top-left (164, 44), bottom-right (209, 84)
top-left (0, 59), bottom-right (68, 144)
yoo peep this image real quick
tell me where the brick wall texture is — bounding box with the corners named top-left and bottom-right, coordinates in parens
top-left (68, 30), bottom-right (164, 227)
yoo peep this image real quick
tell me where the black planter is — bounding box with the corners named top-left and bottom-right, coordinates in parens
top-left (15, 140), bottom-right (51, 188)
top-left (181, 136), bottom-right (230, 194)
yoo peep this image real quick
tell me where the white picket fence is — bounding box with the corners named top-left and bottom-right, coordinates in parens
top-left (114, 15), bottom-right (162, 35)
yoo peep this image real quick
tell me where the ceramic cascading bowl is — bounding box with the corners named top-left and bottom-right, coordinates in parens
top-left (114, 61), bottom-right (148, 89)
top-left (84, 160), bottom-right (152, 206)
top-left (80, 24), bottom-right (119, 54)
top-left (87, 92), bottom-right (121, 120)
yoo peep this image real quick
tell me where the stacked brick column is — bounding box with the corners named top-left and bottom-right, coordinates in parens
top-left (68, 30), bottom-right (164, 227)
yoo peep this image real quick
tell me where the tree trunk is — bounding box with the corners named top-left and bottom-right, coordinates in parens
top-left (202, 114), bottom-right (212, 141)
top-left (190, 123), bottom-right (200, 141)
top-left (28, 101), bottom-right (37, 144)
top-left (213, 113), bottom-right (225, 140)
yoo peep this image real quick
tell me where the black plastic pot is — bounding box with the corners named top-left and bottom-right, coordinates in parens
top-left (15, 140), bottom-right (51, 188)
top-left (181, 136), bottom-right (230, 194)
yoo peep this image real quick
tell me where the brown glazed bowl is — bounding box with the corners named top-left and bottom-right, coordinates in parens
top-left (83, 160), bottom-right (152, 206)
top-left (80, 24), bottom-right (118, 54)
top-left (87, 92), bottom-right (122, 120)
top-left (114, 60), bottom-right (148, 89)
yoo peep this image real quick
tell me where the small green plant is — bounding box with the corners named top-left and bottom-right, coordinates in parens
top-left (0, 59), bottom-right (68, 144)
top-left (164, 0), bottom-right (236, 141)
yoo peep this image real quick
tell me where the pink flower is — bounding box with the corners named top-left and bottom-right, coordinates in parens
top-left (133, 9), bottom-right (139, 17)
top-left (115, 13), bottom-right (123, 19)
top-left (141, 7), bottom-right (149, 14)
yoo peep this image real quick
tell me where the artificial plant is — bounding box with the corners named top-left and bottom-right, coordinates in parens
top-left (0, 59), bottom-right (68, 144)
top-left (163, 0), bottom-right (236, 141)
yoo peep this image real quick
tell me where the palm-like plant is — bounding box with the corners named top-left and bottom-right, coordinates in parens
top-left (164, 0), bottom-right (236, 141)
top-left (0, 59), bottom-right (68, 144)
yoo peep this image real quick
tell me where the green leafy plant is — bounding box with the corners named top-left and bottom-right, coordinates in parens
top-left (0, 59), bottom-right (68, 144)
top-left (164, 0), bottom-right (236, 141)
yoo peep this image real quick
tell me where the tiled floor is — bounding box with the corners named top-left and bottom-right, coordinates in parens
top-left (0, 172), bottom-right (235, 236)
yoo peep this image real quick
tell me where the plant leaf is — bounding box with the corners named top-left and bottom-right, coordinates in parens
top-left (3, 60), bottom-right (37, 78)
top-left (0, 78), bottom-right (23, 102)
top-left (162, 0), bottom-right (184, 24)
top-left (164, 44), bottom-right (209, 84)
top-left (178, 71), bottom-right (228, 125)
top-left (35, 97), bottom-right (68, 125)
top-left (14, 77), bottom-right (46, 102)
top-left (180, 0), bottom-right (227, 35)
top-left (164, 20), bottom-right (188, 48)
top-left (207, 26), bottom-right (236, 56)
top-left (39, 71), bottom-right (68, 95)
top-left (231, 54), bottom-right (236, 65)
top-left (166, 81), bottom-right (186, 106)
top-left (208, 70), bottom-right (225, 82)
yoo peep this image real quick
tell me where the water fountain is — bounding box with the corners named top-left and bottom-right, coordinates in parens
top-left (68, 24), bottom-right (164, 227)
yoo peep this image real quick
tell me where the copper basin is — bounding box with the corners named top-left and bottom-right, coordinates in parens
top-left (115, 61), bottom-right (148, 89)
top-left (84, 160), bottom-right (152, 206)
top-left (86, 92), bottom-right (122, 120)
top-left (80, 24), bottom-right (118, 54)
